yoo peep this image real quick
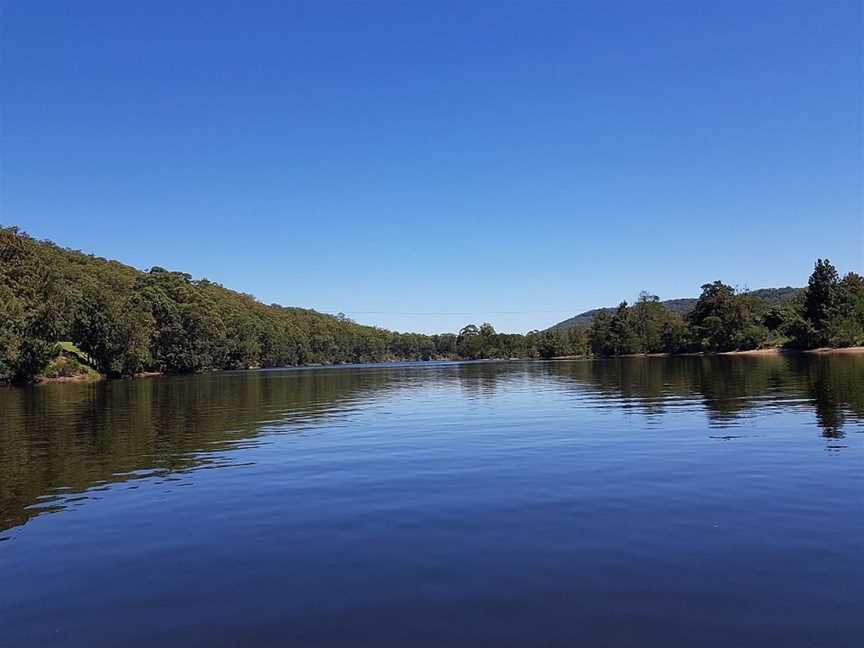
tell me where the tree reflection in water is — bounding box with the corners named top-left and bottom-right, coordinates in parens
top-left (1, 354), bottom-right (861, 532)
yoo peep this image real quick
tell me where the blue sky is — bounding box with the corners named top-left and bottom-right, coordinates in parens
top-left (2, 1), bottom-right (861, 333)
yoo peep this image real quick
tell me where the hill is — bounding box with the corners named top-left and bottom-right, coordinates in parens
top-left (0, 226), bottom-right (455, 382)
top-left (548, 287), bottom-right (803, 332)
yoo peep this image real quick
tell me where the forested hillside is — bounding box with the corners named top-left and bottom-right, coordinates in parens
top-left (550, 287), bottom-right (802, 331)
top-left (0, 227), bottom-right (443, 382)
top-left (0, 226), bottom-right (582, 383)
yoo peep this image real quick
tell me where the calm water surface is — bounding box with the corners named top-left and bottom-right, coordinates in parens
top-left (1, 356), bottom-right (862, 646)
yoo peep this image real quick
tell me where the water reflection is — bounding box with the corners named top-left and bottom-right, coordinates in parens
top-left (0, 354), bottom-right (861, 533)
top-left (546, 354), bottom-right (864, 434)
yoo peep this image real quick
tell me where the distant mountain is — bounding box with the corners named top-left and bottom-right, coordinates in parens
top-left (548, 287), bottom-right (803, 332)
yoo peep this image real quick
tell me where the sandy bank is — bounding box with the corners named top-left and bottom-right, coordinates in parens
top-left (552, 346), bottom-right (864, 360)
top-left (803, 346), bottom-right (864, 355)
top-left (722, 346), bottom-right (864, 356)
top-left (37, 373), bottom-right (102, 384)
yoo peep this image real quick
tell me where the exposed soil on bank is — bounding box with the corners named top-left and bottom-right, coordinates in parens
top-left (803, 346), bottom-right (864, 355)
top-left (719, 346), bottom-right (864, 356)
top-left (553, 346), bottom-right (864, 360)
top-left (37, 373), bottom-right (102, 384)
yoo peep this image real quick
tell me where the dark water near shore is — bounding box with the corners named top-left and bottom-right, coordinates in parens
top-left (1, 356), bottom-right (862, 647)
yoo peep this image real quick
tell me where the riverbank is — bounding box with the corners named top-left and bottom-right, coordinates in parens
top-left (37, 373), bottom-right (103, 384)
top-left (803, 346), bottom-right (864, 355)
top-left (556, 346), bottom-right (864, 360)
top-left (720, 346), bottom-right (864, 356)
top-left (22, 346), bottom-right (864, 385)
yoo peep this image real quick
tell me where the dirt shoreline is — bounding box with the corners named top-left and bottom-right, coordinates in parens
top-left (720, 346), bottom-right (864, 356)
top-left (36, 373), bottom-right (103, 384)
top-left (800, 346), bottom-right (864, 355)
top-left (553, 346), bottom-right (864, 359)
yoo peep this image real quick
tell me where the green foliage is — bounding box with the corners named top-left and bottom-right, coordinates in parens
top-left (659, 315), bottom-right (690, 354)
top-left (681, 282), bottom-right (773, 352)
top-left (737, 324), bottom-right (769, 351)
top-left (804, 259), bottom-right (840, 342)
top-left (589, 302), bottom-right (638, 356)
top-left (450, 323), bottom-right (579, 360)
top-left (630, 293), bottom-right (666, 353)
top-left (589, 294), bottom-right (687, 356)
top-left (688, 282), bottom-right (742, 351)
top-left (0, 228), bottom-right (64, 383)
top-left (42, 354), bottom-right (100, 380)
top-left (551, 286), bottom-right (802, 332)
top-left (533, 330), bottom-right (568, 359)
top-left (583, 261), bottom-right (864, 357)
top-left (794, 260), bottom-right (864, 348)
top-left (3, 226), bottom-right (449, 380)
top-left (566, 327), bottom-right (588, 356)
top-left (1, 226), bottom-right (593, 382)
top-left (2, 226), bottom-right (860, 380)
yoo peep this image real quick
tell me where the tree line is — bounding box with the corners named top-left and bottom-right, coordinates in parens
top-left (586, 260), bottom-right (864, 356)
top-left (0, 227), bottom-right (583, 384)
top-left (1, 226), bottom-right (861, 384)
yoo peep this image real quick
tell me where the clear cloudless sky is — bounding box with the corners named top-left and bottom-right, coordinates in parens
top-left (2, 1), bottom-right (862, 333)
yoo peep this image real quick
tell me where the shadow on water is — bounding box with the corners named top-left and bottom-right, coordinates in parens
top-left (0, 354), bottom-right (861, 533)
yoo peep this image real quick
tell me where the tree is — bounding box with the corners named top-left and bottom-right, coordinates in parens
top-left (535, 330), bottom-right (568, 358)
top-left (588, 310), bottom-right (614, 356)
top-left (763, 305), bottom-right (796, 332)
top-left (224, 312), bottom-right (261, 369)
top-left (802, 259), bottom-right (841, 346)
top-left (0, 230), bottom-right (64, 382)
top-left (71, 287), bottom-right (119, 374)
top-left (111, 295), bottom-right (155, 375)
top-left (479, 322), bottom-right (496, 337)
top-left (660, 314), bottom-right (690, 353)
top-left (630, 292), bottom-right (671, 353)
top-left (459, 324), bottom-right (479, 338)
top-left (433, 334), bottom-right (457, 356)
top-left (608, 302), bottom-right (639, 354)
top-left (687, 281), bottom-right (760, 351)
top-left (457, 324), bottom-right (484, 359)
top-left (566, 327), bottom-right (588, 356)
top-left (828, 271), bottom-right (864, 347)
top-left (588, 303), bottom-right (639, 356)
top-left (1, 291), bottom-right (62, 384)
